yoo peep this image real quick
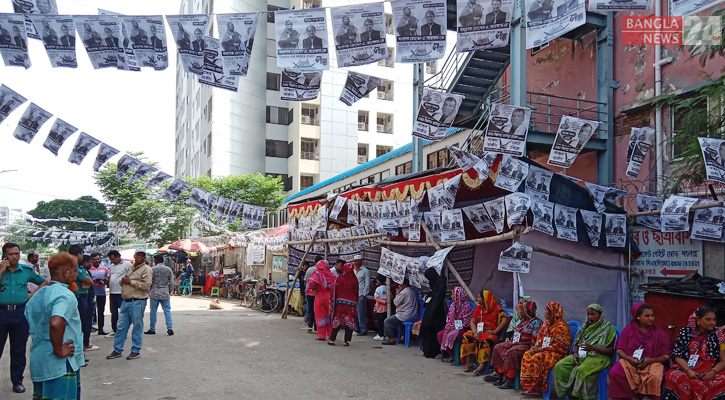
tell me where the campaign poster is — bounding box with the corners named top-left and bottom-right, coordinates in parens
top-left (43, 118), bottom-right (77, 156)
top-left (0, 13), bottom-right (30, 69)
top-left (115, 154), bottom-right (141, 181)
top-left (524, 165), bottom-right (553, 201)
top-left (604, 213), bottom-right (627, 247)
top-left (165, 14), bottom-right (209, 75)
top-left (391, 0), bottom-right (447, 63)
top-left (409, 212), bottom-right (423, 241)
top-left (227, 201), bottom-right (243, 223)
top-left (427, 246), bottom-right (454, 275)
top-left (625, 127), bottom-right (654, 179)
top-left (68, 132), bottom-right (100, 165)
top-left (127, 163), bottom-right (157, 184)
top-left (484, 197), bottom-right (506, 233)
top-left (692, 204), bottom-right (725, 241)
top-left (339, 71), bottom-right (383, 106)
top-left (27, 15), bottom-right (77, 68)
top-left (462, 203), bottom-right (496, 233)
top-left (215, 197), bottom-right (231, 221)
top-left (331, 3), bottom-right (388, 67)
top-left (93, 143), bottom-right (120, 172)
top-left (72, 15), bottom-right (121, 69)
top-left (351, 225), bottom-right (370, 250)
top-left (580, 209), bottom-right (603, 246)
top-left (0, 84), bottom-right (27, 123)
top-left (377, 200), bottom-right (400, 230)
top-left (329, 196), bottom-right (347, 220)
top-left (280, 69), bottom-right (321, 101)
top-left (391, 252), bottom-right (409, 284)
top-left (162, 179), bottom-right (192, 202)
top-left (505, 192), bottom-right (530, 227)
top-left (98, 9), bottom-right (138, 71)
top-left (12, 0), bottom-right (58, 40)
top-left (412, 88), bottom-right (464, 141)
top-left (347, 199), bottom-right (359, 225)
top-left (456, 0), bottom-right (514, 52)
top-left (699, 137), bottom-right (725, 184)
top-left (199, 36), bottom-right (239, 92)
top-left (483, 103), bottom-right (531, 156)
top-left (531, 199), bottom-right (555, 235)
top-left (378, 247), bottom-right (396, 277)
top-left (636, 194), bottom-right (663, 230)
top-left (498, 242), bottom-right (532, 273)
top-left (13, 102), bottom-right (52, 144)
top-left (274, 8), bottom-right (329, 71)
top-left (145, 171), bottom-right (171, 189)
top-left (117, 15), bottom-right (168, 70)
top-left (216, 12), bottom-right (260, 76)
top-left (661, 195), bottom-right (697, 232)
top-left (424, 211), bottom-right (442, 242)
top-left (547, 116), bottom-right (600, 168)
top-left (441, 209), bottom-right (466, 241)
top-left (554, 204), bottom-right (578, 241)
top-left (525, 0), bottom-right (586, 49)
top-left (427, 183), bottom-right (452, 212)
top-left (494, 154), bottom-right (529, 192)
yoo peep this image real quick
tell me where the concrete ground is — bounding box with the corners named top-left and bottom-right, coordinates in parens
top-left (1, 295), bottom-right (531, 399)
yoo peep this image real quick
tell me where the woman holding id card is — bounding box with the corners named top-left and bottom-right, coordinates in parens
top-left (520, 302), bottom-right (571, 396)
top-left (663, 307), bottom-right (725, 400)
top-left (460, 290), bottom-right (508, 374)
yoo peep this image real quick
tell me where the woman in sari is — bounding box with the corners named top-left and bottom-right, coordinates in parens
top-left (553, 304), bottom-right (617, 399)
top-left (420, 268), bottom-right (447, 359)
top-left (504, 296), bottom-right (534, 340)
top-left (438, 287), bottom-right (473, 359)
top-left (520, 302), bottom-right (572, 396)
top-left (488, 298), bottom-right (543, 389)
top-left (663, 307), bottom-right (725, 400)
top-left (461, 290), bottom-right (509, 374)
top-left (307, 260), bottom-right (337, 340)
top-left (609, 303), bottom-right (672, 400)
top-left (328, 263), bottom-right (358, 346)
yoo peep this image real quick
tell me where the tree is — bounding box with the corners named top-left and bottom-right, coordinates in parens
top-left (28, 196), bottom-right (108, 232)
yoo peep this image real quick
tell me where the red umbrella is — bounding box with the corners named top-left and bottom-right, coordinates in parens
top-left (168, 238), bottom-right (213, 253)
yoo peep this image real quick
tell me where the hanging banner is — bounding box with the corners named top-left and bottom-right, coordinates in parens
top-left (214, 197), bottom-right (231, 220)
top-left (427, 183), bottom-right (452, 212)
top-left (494, 154), bottom-right (529, 192)
top-left (43, 118), bottom-right (77, 156)
top-left (340, 227), bottom-right (356, 254)
top-left (339, 71), bottom-right (382, 106)
top-left (206, 194), bottom-right (219, 220)
top-left (199, 36), bottom-right (239, 92)
top-left (71, 15), bottom-right (121, 69)
top-left (498, 242), bottom-right (532, 273)
top-left (483, 103), bottom-right (531, 156)
top-left (280, 69), bottom-right (321, 101)
top-left (444, 174), bottom-right (461, 204)
top-left (329, 196), bottom-right (347, 220)
top-left (554, 204), bottom-right (578, 241)
top-left (484, 197), bottom-right (506, 233)
top-left (331, 3), bottom-right (388, 67)
top-left (217, 12), bottom-right (259, 76)
top-left (98, 9), bottom-right (138, 71)
top-left (117, 16), bottom-right (168, 70)
top-left (604, 213), bottom-right (627, 247)
top-left (360, 201), bottom-right (375, 232)
top-left (351, 225), bottom-right (369, 250)
top-left (531, 199), bottom-right (555, 235)
top-left (0, 13), bottom-right (30, 69)
top-left (447, 145), bottom-right (495, 180)
top-left (412, 89), bottom-right (464, 141)
top-left (68, 132), bottom-right (100, 165)
top-left (92, 143), bottom-right (119, 172)
top-left (661, 195), bottom-right (697, 232)
top-left (580, 209), bottom-right (603, 246)
top-left (378, 246), bottom-right (395, 277)
top-left (227, 201), bottom-right (243, 223)
top-left (312, 205), bottom-right (328, 232)
top-left (505, 192), bottom-right (530, 227)
top-left (524, 165), bottom-right (553, 201)
top-left (398, 198), bottom-right (412, 230)
top-left (115, 154), bottom-right (141, 181)
top-left (409, 212), bottom-right (423, 241)
top-left (243, 203), bottom-right (265, 229)
top-left (187, 187), bottom-right (211, 216)
top-left (409, 256), bottom-right (429, 290)
top-left (391, 253), bottom-right (410, 284)
top-left (391, 0), bottom-right (447, 63)
top-left (327, 229), bottom-right (344, 254)
top-left (246, 244), bottom-right (265, 266)
top-left (427, 246), bottom-right (454, 275)
top-left (670, 0), bottom-right (721, 16)
top-left (636, 194), bottom-right (663, 230)
top-left (274, 8), bottom-right (329, 71)
top-left (13, 102), bottom-right (52, 143)
top-left (165, 15), bottom-right (209, 75)
top-left (13, 0), bottom-right (58, 40)
top-left (377, 200), bottom-right (400, 230)
top-left (547, 116), bottom-right (600, 168)
top-left (462, 203), bottom-right (495, 233)
top-left (698, 137), bottom-right (725, 184)
top-left (0, 84), bottom-right (27, 123)
top-left (347, 199), bottom-right (359, 225)
top-left (692, 203), bottom-right (725, 241)
top-left (127, 162), bottom-right (156, 184)
top-left (28, 15), bottom-right (77, 67)
top-left (441, 209), bottom-right (465, 241)
top-left (423, 211), bottom-right (442, 241)
top-left (625, 127), bottom-right (655, 179)
top-left (145, 171), bottom-right (171, 188)
top-left (525, 0), bottom-right (585, 49)
top-left (588, 0), bottom-right (652, 10)
top-left (585, 182), bottom-right (628, 213)
top-left (161, 179), bottom-right (191, 201)
top-left (456, 0), bottom-right (513, 52)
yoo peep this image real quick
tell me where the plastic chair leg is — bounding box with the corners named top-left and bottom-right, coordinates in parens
top-left (514, 371), bottom-right (520, 390)
top-left (453, 339), bottom-right (461, 366)
top-left (542, 369), bottom-right (553, 400)
top-left (404, 326), bottom-right (411, 347)
top-left (598, 369), bottom-right (609, 400)
top-left (482, 361), bottom-right (490, 375)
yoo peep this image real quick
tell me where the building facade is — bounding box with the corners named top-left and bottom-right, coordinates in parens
top-left (0, 206), bottom-right (28, 227)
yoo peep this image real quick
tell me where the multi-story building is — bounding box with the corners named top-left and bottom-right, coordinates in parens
top-left (0, 206), bottom-right (28, 227)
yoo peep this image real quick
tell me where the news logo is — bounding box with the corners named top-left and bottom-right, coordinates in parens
top-left (622, 16), bottom-right (722, 45)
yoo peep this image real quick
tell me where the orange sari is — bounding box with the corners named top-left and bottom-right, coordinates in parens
top-left (520, 302), bottom-right (572, 392)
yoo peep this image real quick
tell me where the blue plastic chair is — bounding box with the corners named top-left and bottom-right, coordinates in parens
top-left (398, 298), bottom-right (425, 347)
top-left (543, 321), bottom-right (581, 400)
top-left (180, 279), bottom-right (191, 296)
top-left (597, 326), bottom-right (621, 400)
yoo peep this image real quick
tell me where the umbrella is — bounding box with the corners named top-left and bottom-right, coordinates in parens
top-left (168, 238), bottom-right (213, 253)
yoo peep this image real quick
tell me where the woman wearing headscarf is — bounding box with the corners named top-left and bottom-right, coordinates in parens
top-left (609, 303), bottom-right (672, 400)
top-left (506, 296), bottom-right (533, 339)
top-left (520, 302), bottom-right (572, 396)
top-left (461, 290), bottom-right (509, 374)
top-left (488, 298), bottom-right (543, 389)
top-left (663, 307), bottom-right (725, 400)
top-left (328, 263), bottom-right (358, 346)
top-left (438, 287), bottom-right (473, 359)
top-left (306, 260), bottom-right (337, 341)
top-left (553, 304), bottom-right (617, 399)
top-left (420, 268), bottom-right (447, 358)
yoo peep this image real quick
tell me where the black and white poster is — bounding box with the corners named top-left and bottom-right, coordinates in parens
top-left (462, 203), bottom-right (495, 233)
top-left (699, 137), bottom-right (725, 184)
top-left (199, 36), bottom-right (239, 92)
top-left (339, 71), bottom-right (382, 106)
top-left (547, 115), bottom-right (599, 168)
top-left (127, 162), bottom-right (156, 184)
top-left (424, 211), bottom-right (442, 242)
top-left (505, 192), bottom-right (530, 227)
top-left (313, 205), bottom-right (328, 233)
top-left (448, 145), bottom-right (480, 171)
top-left (444, 174), bottom-right (461, 205)
top-left (68, 132), bottom-right (100, 165)
top-left (498, 242), bottom-right (532, 273)
top-left (586, 182), bottom-right (628, 213)
top-left (398, 198), bottom-right (413, 235)
top-left (412, 89), bottom-right (464, 141)
top-left (115, 154), bottom-right (141, 181)
top-left (217, 12), bottom-right (259, 77)
top-left (12, 0), bottom-right (58, 40)
top-left (604, 213), bottom-right (627, 247)
top-left (360, 201), bottom-right (375, 232)
top-left (378, 247), bottom-right (395, 278)
top-left (331, 3), bottom-right (388, 67)
top-left (27, 15), bottom-right (77, 67)
top-left (408, 256), bottom-right (429, 290)
top-left (484, 197), bottom-right (506, 233)
top-left (72, 15), bottom-right (120, 69)
top-left (214, 197), bottom-right (231, 221)
top-left (274, 8), bottom-right (329, 71)
top-left (0, 84), bottom-right (27, 123)
top-left (165, 15), bottom-right (209, 75)
top-left (391, 0), bottom-right (447, 63)
top-left (43, 118), bottom-right (77, 156)
top-left (441, 209), bottom-right (465, 241)
top-left (92, 143), bottom-right (119, 172)
top-left (351, 225), bottom-right (369, 250)
top-left (580, 209), bottom-right (602, 246)
top-left (483, 103), bottom-right (531, 156)
top-left (409, 212), bottom-right (423, 241)
top-left (206, 194), bottom-right (219, 220)
top-left (525, 0), bottom-right (586, 49)
top-left (246, 244), bottom-right (265, 266)
top-left (589, 0), bottom-right (652, 10)
top-left (187, 187), bottom-right (211, 217)
top-left (340, 228), bottom-right (356, 254)
top-left (669, 0), bottom-right (719, 16)
top-left (554, 204), bottom-right (578, 242)
top-left (391, 253), bottom-right (410, 284)
top-left (377, 200), bottom-right (400, 230)
top-left (692, 203), bottom-right (725, 241)
top-left (636, 194), bottom-right (663, 230)
top-left (145, 171), bottom-right (171, 188)
top-left (117, 16), bottom-right (167, 70)
top-left (98, 9), bottom-right (138, 71)
top-left (161, 179), bottom-right (191, 202)
top-left (427, 183), bottom-right (451, 212)
top-left (625, 127), bottom-right (654, 179)
top-left (13, 102), bottom-right (52, 143)
top-left (280, 69), bottom-right (321, 101)
top-left (427, 246), bottom-right (454, 275)
top-left (227, 201), bottom-right (243, 224)
top-left (531, 199), bottom-right (555, 235)
top-left (327, 229), bottom-right (344, 255)
top-left (0, 13), bottom-right (30, 69)
top-left (242, 204), bottom-right (264, 228)
top-left (456, 0), bottom-right (514, 52)
top-left (347, 199), bottom-right (359, 225)
top-left (494, 154), bottom-right (529, 192)
top-left (329, 195), bottom-right (346, 220)
top-left (661, 195), bottom-right (697, 232)
top-left (524, 165), bottom-right (553, 201)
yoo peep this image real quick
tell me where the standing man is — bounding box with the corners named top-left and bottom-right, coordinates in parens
top-left (304, 260), bottom-right (317, 333)
top-left (106, 250), bottom-right (130, 338)
top-left (26, 251), bottom-right (48, 296)
top-left (146, 254), bottom-right (174, 336)
top-left (352, 255), bottom-right (370, 336)
top-left (0, 243), bottom-right (46, 393)
top-left (107, 248), bottom-right (152, 360)
top-left (68, 246), bottom-right (98, 355)
top-left (88, 252), bottom-right (110, 336)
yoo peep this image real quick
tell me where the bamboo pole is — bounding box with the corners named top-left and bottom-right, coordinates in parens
top-left (628, 201), bottom-right (724, 217)
top-left (372, 228), bottom-right (531, 248)
top-left (529, 245), bottom-right (636, 273)
top-left (420, 221), bottom-right (477, 302)
top-left (281, 238), bottom-right (316, 319)
top-left (286, 232), bottom-right (388, 245)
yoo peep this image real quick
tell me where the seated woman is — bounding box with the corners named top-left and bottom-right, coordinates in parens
top-left (663, 307), bottom-right (725, 400)
top-left (553, 304), bottom-right (617, 399)
top-left (520, 302), bottom-right (572, 396)
top-left (609, 302), bottom-right (672, 400)
top-left (461, 290), bottom-right (508, 374)
top-left (438, 287), bottom-right (473, 360)
top-left (488, 298), bottom-right (542, 389)
top-left (503, 296), bottom-right (534, 340)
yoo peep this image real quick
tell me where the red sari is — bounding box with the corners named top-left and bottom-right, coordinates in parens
top-left (307, 260), bottom-right (336, 340)
top-left (331, 263), bottom-right (358, 331)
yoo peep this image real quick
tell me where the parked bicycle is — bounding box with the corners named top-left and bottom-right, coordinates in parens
top-left (239, 277), bottom-right (260, 309)
top-left (255, 284), bottom-right (285, 313)
top-left (225, 275), bottom-right (240, 300)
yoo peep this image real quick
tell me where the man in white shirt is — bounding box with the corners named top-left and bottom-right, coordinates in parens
top-left (106, 250), bottom-right (131, 337)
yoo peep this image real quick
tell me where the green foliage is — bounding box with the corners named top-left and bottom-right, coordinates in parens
top-left (28, 195), bottom-right (108, 231)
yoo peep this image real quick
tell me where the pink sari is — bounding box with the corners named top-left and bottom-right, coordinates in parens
top-left (308, 260), bottom-right (336, 339)
top-left (440, 287), bottom-right (473, 351)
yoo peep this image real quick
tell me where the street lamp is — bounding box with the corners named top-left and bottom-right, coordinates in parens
top-left (0, 169), bottom-right (18, 175)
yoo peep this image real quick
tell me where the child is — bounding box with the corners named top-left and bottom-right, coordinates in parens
top-left (373, 275), bottom-right (387, 341)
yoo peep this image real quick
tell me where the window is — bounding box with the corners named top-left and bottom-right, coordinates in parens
top-left (385, 14), bottom-right (394, 35)
top-left (531, 42), bottom-right (550, 55)
top-left (266, 106), bottom-right (293, 125)
top-left (395, 161), bottom-right (412, 175)
top-left (207, 98), bottom-right (212, 122)
top-left (266, 140), bottom-right (291, 158)
top-left (427, 148), bottom-right (454, 169)
top-left (266, 73), bottom-right (280, 91)
top-left (671, 98), bottom-right (709, 159)
top-left (267, 5), bottom-right (286, 23)
top-left (302, 0), bottom-right (322, 8)
top-left (376, 145), bottom-right (392, 158)
top-left (301, 105), bottom-right (319, 126)
top-left (267, 39), bottom-right (276, 57)
top-left (377, 81), bottom-right (393, 101)
top-left (358, 144), bottom-right (368, 164)
top-left (301, 138), bottom-right (319, 160)
top-left (378, 48), bottom-right (394, 67)
top-left (425, 61), bottom-right (437, 75)
top-left (203, 139), bottom-right (207, 155)
top-left (376, 113), bottom-right (393, 134)
top-left (300, 175), bottom-right (314, 189)
top-left (207, 133), bottom-right (211, 155)
top-left (358, 111), bottom-right (369, 131)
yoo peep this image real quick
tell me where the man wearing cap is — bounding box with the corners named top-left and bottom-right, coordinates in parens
top-left (106, 248), bottom-right (152, 360)
top-left (353, 255), bottom-right (370, 336)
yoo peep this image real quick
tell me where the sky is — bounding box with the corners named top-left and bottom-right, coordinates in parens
top-left (0, 0), bottom-right (183, 213)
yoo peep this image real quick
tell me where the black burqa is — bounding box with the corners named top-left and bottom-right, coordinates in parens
top-left (420, 268), bottom-right (447, 358)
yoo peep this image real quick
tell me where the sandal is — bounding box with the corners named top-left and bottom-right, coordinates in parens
top-left (464, 365), bottom-right (476, 373)
top-left (343, 342), bottom-right (349, 346)
top-left (328, 341), bottom-right (335, 346)
top-left (521, 389), bottom-right (539, 396)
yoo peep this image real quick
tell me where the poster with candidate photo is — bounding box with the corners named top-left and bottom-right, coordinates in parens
top-left (93, 143), bottom-right (119, 172)
top-left (626, 127), bottom-right (654, 179)
top-left (377, 200), bottom-right (400, 231)
top-left (484, 197), bottom-right (506, 233)
top-left (427, 182), bottom-right (454, 212)
top-left (351, 225), bottom-right (370, 250)
top-left (329, 196), bottom-right (347, 220)
top-left (586, 182), bottom-right (613, 213)
top-left (98, 9), bottom-right (138, 71)
top-left (378, 247), bottom-right (396, 278)
top-left (227, 201), bottom-right (243, 223)
top-left (498, 242), bottom-right (532, 273)
top-left (448, 145), bottom-right (480, 171)
top-left (199, 36), bottom-right (240, 92)
top-left (68, 132), bottom-right (100, 165)
top-left (692, 203), bottom-right (725, 241)
top-left (531, 199), bottom-right (555, 235)
top-left (669, 0), bottom-right (720, 16)
top-left (214, 197), bottom-right (231, 221)
top-left (0, 84), bottom-right (27, 123)
top-left (327, 229), bottom-right (344, 255)
top-left (484, 103), bottom-right (531, 157)
top-left (589, 0), bottom-right (652, 10)
top-left (187, 187), bottom-right (211, 217)
top-left (274, 8), bottom-right (329, 71)
top-left (462, 203), bottom-right (495, 233)
top-left (524, 165), bottom-right (553, 201)
top-left (165, 15), bottom-right (209, 75)
top-left (444, 174), bottom-right (461, 203)
top-left (27, 15), bottom-right (77, 68)
top-left (699, 137), bottom-right (725, 184)
top-left (391, 0), bottom-right (447, 63)
top-left (243, 203), bottom-right (265, 229)
top-left (413, 89), bottom-right (464, 141)
top-left (331, 3), bottom-right (388, 68)
top-left (128, 163), bottom-right (157, 184)
top-left (456, 0), bottom-right (514, 52)
top-left (72, 15), bottom-right (121, 69)
top-left (427, 246), bottom-right (453, 275)
top-left (408, 256), bottom-right (429, 290)
top-left (0, 13), bottom-right (30, 69)
top-left (661, 195), bottom-right (697, 232)
top-left (162, 179), bottom-right (191, 202)
top-left (43, 118), bottom-right (77, 156)
top-left (525, 0), bottom-right (586, 49)
top-left (398, 198), bottom-right (412, 229)
top-left (580, 209), bottom-right (602, 246)
top-left (547, 116), bottom-right (600, 168)
top-left (12, 0), bottom-right (58, 40)
top-left (505, 192), bottom-right (530, 227)
top-left (636, 194), bottom-right (662, 230)
top-left (424, 211), bottom-right (442, 242)
top-left (441, 209), bottom-right (465, 241)
top-left (13, 102), bottom-right (52, 144)
top-left (117, 16), bottom-right (168, 70)
top-left (554, 204), bottom-right (578, 242)
top-left (347, 199), bottom-right (359, 225)
top-left (145, 171), bottom-right (171, 189)
top-left (391, 253), bottom-right (410, 284)
top-left (115, 154), bottom-right (141, 181)
top-left (312, 205), bottom-right (328, 233)
top-left (409, 212), bottom-right (423, 241)
top-left (494, 154), bottom-right (529, 192)
top-left (280, 69), bottom-right (321, 101)
top-left (217, 13), bottom-right (259, 77)
top-left (604, 213), bottom-right (626, 247)
top-left (339, 71), bottom-right (383, 106)
top-left (359, 201), bottom-right (375, 232)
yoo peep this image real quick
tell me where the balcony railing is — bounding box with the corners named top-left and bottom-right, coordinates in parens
top-left (377, 124), bottom-right (392, 134)
top-left (301, 115), bottom-right (319, 126)
top-left (378, 59), bottom-right (394, 68)
top-left (301, 151), bottom-right (319, 160)
top-left (358, 122), bottom-right (368, 131)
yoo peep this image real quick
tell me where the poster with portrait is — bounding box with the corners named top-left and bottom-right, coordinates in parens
top-left (427, 246), bottom-right (454, 275)
top-left (531, 199), bottom-right (555, 235)
top-left (604, 213), bottom-right (627, 247)
top-left (585, 182), bottom-right (628, 213)
top-left (214, 197), bottom-right (231, 221)
top-left (444, 174), bottom-right (461, 203)
top-left (0, 84), bottom-right (27, 123)
top-left (441, 209), bottom-right (465, 241)
top-left (589, 0), bottom-right (652, 10)
top-left (669, 0), bottom-right (720, 16)
top-left (483, 103), bottom-right (531, 156)
top-left (625, 127), bottom-right (655, 179)
top-left (505, 192), bottom-right (530, 227)
top-left (331, 3), bottom-right (388, 68)
top-left (424, 211), bottom-right (442, 242)
top-left (198, 36), bottom-right (240, 92)
top-left (160, 179), bottom-right (190, 202)
top-left (339, 71), bottom-right (383, 106)
top-left (128, 163), bottom-right (157, 184)
top-left (661, 195), bottom-right (697, 232)
top-left (391, 0), bottom-right (447, 63)
top-left (462, 203), bottom-right (495, 233)
top-left (12, 0), bottom-right (58, 40)
top-left (327, 229), bottom-right (343, 255)
top-left (71, 15), bottom-right (121, 69)
top-left (187, 187), bottom-right (210, 215)
top-left (227, 201), bottom-right (243, 223)
top-left (377, 200), bottom-right (400, 231)
top-left (246, 244), bottom-right (265, 266)
top-left (409, 212), bottom-right (423, 241)
top-left (525, 0), bottom-right (586, 49)
top-left (408, 256), bottom-right (429, 290)
top-left (448, 145), bottom-right (480, 171)
top-left (391, 252), bottom-right (410, 284)
top-left (554, 204), bottom-right (578, 241)
top-left (117, 15), bottom-right (168, 70)
top-left (636, 194), bottom-right (663, 230)
top-left (378, 247), bottom-right (396, 278)
top-left (43, 118), bottom-right (77, 156)
top-left (698, 137), bottom-right (725, 184)
top-left (412, 89), bottom-right (464, 141)
top-left (494, 154), bottom-right (529, 192)
top-left (456, 0), bottom-right (514, 52)
top-left (580, 209), bottom-right (602, 246)
top-left (115, 154), bottom-right (141, 181)
top-left (329, 196), bottom-right (347, 220)
top-left (398, 198), bottom-right (412, 230)
top-left (427, 183), bottom-right (451, 213)
top-left (498, 242), bottom-right (532, 273)
top-left (13, 102), bottom-right (52, 144)
top-left (351, 225), bottom-right (369, 250)
top-left (165, 15), bottom-right (209, 75)
top-left (217, 12), bottom-right (259, 77)
top-left (68, 132), bottom-right (100, 165)
top-left (347, 199), bottom-right (359, 225)
top-left (280, 69), bottom-right (321, 101)
top-left (93, 143), bottom-right (120, 172)
top-left (274, 8), bottom-right (329, 71)
top-left (98, 9), bottom-right (138, 71)
top-left (27, 15), bottom-right (77, 68)
top-left (524, 165), bottom-right (553, 201)
top-left (692, 203), bottom-right (725, 241)
top-left (484, 197), bottom-right (506, 233)
top-left (547, 116), bottom-right (600, 168)
top-left (312, 205), bottom-right (328, 233)
top-left (145, 171), bottom-right (171, 189)
top-left (359, 201), bottom-right (375, 232)
top-left (0, 13), bottom-right (30, 69)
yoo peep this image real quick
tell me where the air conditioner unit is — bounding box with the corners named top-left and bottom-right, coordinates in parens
top-left (377, 124), bottom-right (385, 132)
top-left (301, 115), bottom-right (311, 124)
top-left (358, 122), bottom-right (367, 130)
top-left (358, 155), bottom-right (368, 164)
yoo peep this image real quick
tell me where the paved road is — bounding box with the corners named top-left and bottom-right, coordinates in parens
top-left (1, 296), bottom-right (529, 399)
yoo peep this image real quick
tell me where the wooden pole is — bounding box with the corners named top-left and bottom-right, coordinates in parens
top-left (529, 245), bottom-right (636, 273)
top-left (372, 228), bottom-right (530, 248)
top-left (286, 232), bottom-right (388, 245)
top-left (420, 221), bottom-right (476, 302)
top-left (281, 238), bottom-right (316, 319)
top-left (628, 201), bottom-right (724, 217)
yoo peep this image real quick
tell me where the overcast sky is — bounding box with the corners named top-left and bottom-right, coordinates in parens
top-left (0, 0), bottom-right (183, 213)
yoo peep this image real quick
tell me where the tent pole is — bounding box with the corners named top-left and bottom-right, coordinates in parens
top-left (420, 221), bottom-right (476, 302)
top-left (281, 237), bottom-right (316, 319)
top-left (529, 245), bottom-right (635, 272)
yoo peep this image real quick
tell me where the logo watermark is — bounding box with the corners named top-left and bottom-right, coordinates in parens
top-left (622, 16), bottom-right (722, 45)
